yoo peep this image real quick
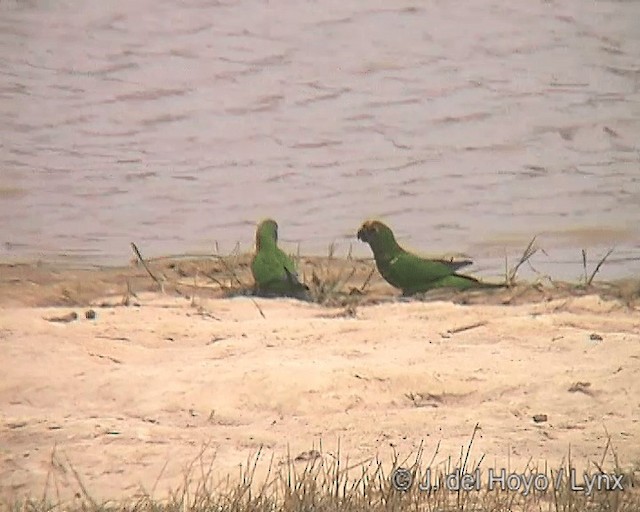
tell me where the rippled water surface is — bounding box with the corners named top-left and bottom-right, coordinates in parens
top-left (1, 0), bottom-right (639, 279)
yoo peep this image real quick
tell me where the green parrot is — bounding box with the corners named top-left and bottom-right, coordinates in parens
top-left (357, 220), bottom-right (502, 295)
top-left (251, 219), bottom-right (309, 297)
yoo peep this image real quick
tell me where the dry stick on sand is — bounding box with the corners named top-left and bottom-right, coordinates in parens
top-left (143, 253), bottom-right (218, 263)
top-left (215, 254), bottom-right (266, 319)
top-left (201, 270), bottom-right (229, 292)
top-left (461, 423), bottom-right (482, 477)
top-left (215, 254), bottom-right (245, 288)
top-left (191, 271), bottom-right (198, 307)
top-left (121, 279), bottom-right (139, 306)
top-left (327, 245), bottom-right (355, 289)
top-left (64, 453), bottom-right (99, 510)
top-left (327, 241), bottom-right (336, 261)
top-left (446, 320), bottom-right (488, 335)
top-left (130, 242), bottom-right (164, 292)
top-left (341, 266), bottom-right (357, 289)
top-left (587, 248), bottom-right (615, 286)
top-left (507, 235), bottom-right (538, 286)
top-left (43, 445), bottom-right (62, 504)
top-left (525, 258), bottom-right (554, 287)
top-left (360, 267), bottom-right (375, 293)
top-left (595, 423), bottom-right (624, 477)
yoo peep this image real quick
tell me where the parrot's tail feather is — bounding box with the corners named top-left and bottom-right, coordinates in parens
top-left (284, 267), bottom-right (309, 291)
top-left (457, 274), bottom-right (507, 288)
top-left (401, 274), bottom-right (506, 295)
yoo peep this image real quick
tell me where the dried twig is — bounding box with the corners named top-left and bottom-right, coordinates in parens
top-left (215, 255), bottom-right (244, 287)
top-left (201, 270), bottom-right (229, 291)
top-left (360, 268), bottom-right (375, 292)
top-left (218, 262), bottom-right (267, 319)
top-left (64, 453), bottom-right (99, 509)
top-left (341, 266), bottom-right (357, 288)
top-left (143, 253), bottom-right (217, 263)
top-left (209, 252), bottom-right (265, 319)
top-left (131, 242), bottom-right (163, 292)
top-left (191, 271), bottom-right (198, 307)
top-left (445, 321), bottom-right (488, 335)
top-left (504, 249), bottom-right (509, 285)
top-left (327, 241), bottom-right (336, 261)
top-left (587, 248), bottom-right (614, 286)
top-left (45, 312), bottom-right (78, 323)
top-left (120, 279), bottom-right (138, 306)
top-left (508, 235), bottom-right (538, 285)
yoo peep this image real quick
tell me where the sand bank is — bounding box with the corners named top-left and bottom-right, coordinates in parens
top-left (1, 259), bottom-right (639, 502)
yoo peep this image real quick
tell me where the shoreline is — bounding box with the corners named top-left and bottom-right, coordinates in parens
top-left (1, 252), bottom-right (639, 309)
top-left (2, 230), bottom-right (638, 283)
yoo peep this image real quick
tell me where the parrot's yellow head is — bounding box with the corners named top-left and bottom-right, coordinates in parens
top-left (357, 220), bottom-right (395, 244)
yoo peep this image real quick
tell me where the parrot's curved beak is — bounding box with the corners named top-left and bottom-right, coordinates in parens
top-left (356, 226), bottom-right (369, 242)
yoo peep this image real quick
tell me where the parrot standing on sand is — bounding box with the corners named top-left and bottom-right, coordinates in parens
top-left (357, 220), bottom-right (502, 295)
top-left (251, 219), bottom-right (309, 297)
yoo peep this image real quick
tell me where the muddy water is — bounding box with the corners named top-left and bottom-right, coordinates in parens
top-left (1, 0), bottom-right (639, 280)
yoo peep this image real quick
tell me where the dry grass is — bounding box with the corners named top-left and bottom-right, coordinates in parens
top-left (505, 235), bottom-right (540, 287)
top-left (6, 430), bottom-right (638, 512)
top-left (1, 238), bottom-right (639, 310)
top-left (304, 243), bottom-right (366, 307)
top-left (146, 239), bottom-right (635, 311)
top-left (581, 248), bottom-right (616, 287)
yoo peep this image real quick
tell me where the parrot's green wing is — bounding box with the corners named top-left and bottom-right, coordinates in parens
top-left (427, 274), bottom-right (503, 291)
top-left (251, 249), bottom-right (308, 296)
top-left (251, 220), bottom-right (308, 297)
top-left (357, 220), bottom-right (504, 295)
top-left (384, 252), bottom-right (502, 295)
top-left (379, 251), bottom-right (468, 293)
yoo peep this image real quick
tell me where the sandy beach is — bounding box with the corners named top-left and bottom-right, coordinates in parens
top-left (1, 257), bottom-right (639, 504)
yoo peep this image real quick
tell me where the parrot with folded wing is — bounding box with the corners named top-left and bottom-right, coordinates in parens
top-left (251, 219), bottom-right (309, 297)
top-left (357, 220), bottom-right (503, 295)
